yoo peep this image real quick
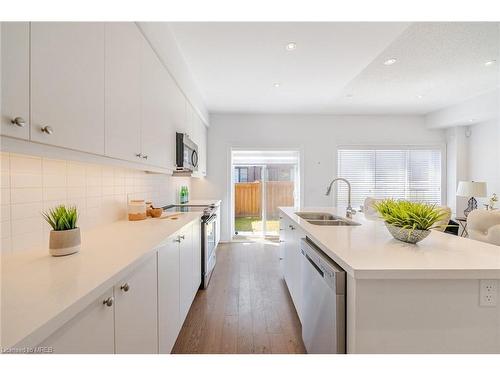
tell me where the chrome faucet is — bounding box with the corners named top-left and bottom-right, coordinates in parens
top-left (325, 177), bottom-right (356, 218)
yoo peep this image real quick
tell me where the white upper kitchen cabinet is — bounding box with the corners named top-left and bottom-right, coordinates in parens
top-left (114, 254), bottom-right (158, 354)
top-left (1, 22), bottom-right (30, 140)
top-left (40, 289), bottom-right (115, 354)
top-left (163, 72), bottom-right (186, 169)
top-left (30, 22), bottom-right (105, 154)
top-left (199, 121), bottom-right (208, 176)
top-left (140, 39), bottom-right (170, 168)
top-left (104, 22), bottom-right (142, 162)
top-left (157, 238), bottom-right (181, 354)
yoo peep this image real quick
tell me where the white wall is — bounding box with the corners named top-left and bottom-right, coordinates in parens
top-left (192, 114), bottom-right (446, 241)
top-left (468, 119), bottom-right (500, 205)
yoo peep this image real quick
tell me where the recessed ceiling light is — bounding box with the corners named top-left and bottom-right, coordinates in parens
top-left (484, 60), bottom-right (496, 66)
top-left (285, 42), bottom-right (297, 51)
top-left (383, 58), bottom-right (397, 66)
top-left (345, 94), bottom-right (354, 99)
top-left (273, 83), bottom-right (281, 88)
top-left (469, 118), bottom-right (475, 122)
top-left (417, 95), bottom-right (423, 99)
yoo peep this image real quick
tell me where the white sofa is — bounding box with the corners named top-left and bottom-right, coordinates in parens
top-left (467, 210), bottom-right (500, 246)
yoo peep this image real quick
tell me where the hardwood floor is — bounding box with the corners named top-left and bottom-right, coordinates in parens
top-left (172, 241), bottom-right (306, 354)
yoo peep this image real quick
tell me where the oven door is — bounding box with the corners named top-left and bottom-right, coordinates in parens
top-left (203, 214), bottom-right (217, 288)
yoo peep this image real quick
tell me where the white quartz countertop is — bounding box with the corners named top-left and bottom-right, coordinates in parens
top-left (1, 212), bottom-right (203, 349)
top-left (179, 199), bottom-right (221, 206)
top-left (280, 207), bottom-right (500, 280)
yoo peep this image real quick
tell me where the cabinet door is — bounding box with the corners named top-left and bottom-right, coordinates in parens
top-left (114, 254), bottom-right (158, 354)
top-left (179, 223), bottom-right (194, 323)
top-left (157, 238), bottom-right (181, 353)
top-left (104, 22), bottom-right (142, 162)
top-left (140, 41), bottom-right (170, 167)
top-left (283, 218), bottom-right (293, 289)
top-left (30, 22), bottom-right (105, 154)
top-left (192, 219), bottom-right (202, 294)
top-left (291, 227), bottom-right (304, 322)
top-left (200, 122), bottom-right (208, 176)
top-left (40, 289), bottom-right (114, 354)
top-left (1, 22), bottom-right (30, 139)
top-left (164, 74), bottom-right (186, 168)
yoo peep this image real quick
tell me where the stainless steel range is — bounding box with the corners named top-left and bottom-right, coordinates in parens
top-left (162, 203), bottom-right (219, 289)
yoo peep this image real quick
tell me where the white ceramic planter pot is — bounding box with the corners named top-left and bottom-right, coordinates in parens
top-left (385, 223), bottom-right (430, 244)
top-left (49, 228), bottom-right (81, 256)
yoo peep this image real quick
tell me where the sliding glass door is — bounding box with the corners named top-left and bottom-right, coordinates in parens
top-left (232, 150), bottom-right (300, 239)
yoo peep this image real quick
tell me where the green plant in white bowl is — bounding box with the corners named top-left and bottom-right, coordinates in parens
top-left (42, 205), bottom-right (81, 256)
top-left (374, 199), bottom-right (448, 244)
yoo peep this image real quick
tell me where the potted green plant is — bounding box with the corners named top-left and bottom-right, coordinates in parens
top-left (374, 199), bottom-right (448, 244)
top-left (42, 205), bottom-right (80, 256)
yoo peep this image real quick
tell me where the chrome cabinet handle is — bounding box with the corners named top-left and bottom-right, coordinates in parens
top-left (41, 125), bottom-right (54, 134)
top-left (142, 154), bottom-right (148, 159)
top-left (11, 117), bottom-right (26, 127)
top-left (289, 224), bottom-right (295, 230)
top-left (135, 153), bottom-right (142, 158)
top-left (120, 283), bottom-right (130, 292)
top-left (103, 296), bottom-right (114, 307)
top-left (179, 235), bottom-right (185, 240)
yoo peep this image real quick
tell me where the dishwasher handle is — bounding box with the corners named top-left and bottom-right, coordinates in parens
top-left (302, 249), bottom-right (324, 278)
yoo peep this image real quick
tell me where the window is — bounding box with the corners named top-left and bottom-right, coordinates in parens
top-left (337, 147), bottom-right (443, 208)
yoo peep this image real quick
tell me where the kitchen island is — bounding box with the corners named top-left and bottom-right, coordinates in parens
top-left (279, 206), bottom-right (500, 353)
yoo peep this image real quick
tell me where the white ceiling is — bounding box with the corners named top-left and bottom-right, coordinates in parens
top-left (169, 22), bottom-right (500, 115)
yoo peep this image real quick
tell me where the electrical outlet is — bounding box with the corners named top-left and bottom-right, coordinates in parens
top-left (479, 280), bottom-right (498, 307)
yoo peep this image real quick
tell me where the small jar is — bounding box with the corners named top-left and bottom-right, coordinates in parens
top-left (146, 201), bottom-right (153, 217)
top-left (128, 199), bottom-right (147, 221)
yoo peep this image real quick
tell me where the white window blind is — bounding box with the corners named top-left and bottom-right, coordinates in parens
top-left (337, 147), bottom-right (442, 208)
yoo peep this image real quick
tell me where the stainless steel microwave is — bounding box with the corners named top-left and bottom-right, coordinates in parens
top-left (176, 132), bottom-right (199, 172)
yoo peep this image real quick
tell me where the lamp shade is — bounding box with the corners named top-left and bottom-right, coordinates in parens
top-left (456, 181), bottom-right (487, 197)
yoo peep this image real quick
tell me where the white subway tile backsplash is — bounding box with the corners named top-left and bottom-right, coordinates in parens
top-left (1, 172), bottom-right (10, 188)
top-left (43, 187), bottom-right (67, 202)
top-left (1, 188), bottom-right (11, 205)
top-left (11, 187), bottom-right (43, 204)
top-left (0, 204), bottom-right (11, 222)
top-left (43, 173), bottom-right (67, 188)
top-left (11, 173), bottom-right (43, 188)
top-left (11, 202), bottom-right (43, 220)
top-left (10, 154), bottom-right (42, 174)
top-left (1, 237), bottom-right (12, 253)
top-left (67, 186), bottom-right (86, 199)
top-left (1, 152), bottom-right (187, 253)
top-left (1, 220), bottom-right (11, 239)
top-left (11, 217), bottom-right (42, 237)
top-left (0, 152), bottom-right (10, 172)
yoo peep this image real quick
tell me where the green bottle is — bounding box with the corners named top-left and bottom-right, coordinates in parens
top-left (180, 186), bottom-right (185, 204)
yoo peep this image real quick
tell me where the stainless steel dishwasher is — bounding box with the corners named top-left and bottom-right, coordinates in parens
top-left (300, 238), bottom-right (346, 354)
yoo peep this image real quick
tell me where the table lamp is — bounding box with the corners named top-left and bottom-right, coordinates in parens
top-left (456, 181), bottom-right (487, 217)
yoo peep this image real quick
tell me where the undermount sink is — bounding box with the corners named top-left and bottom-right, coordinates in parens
top-left (306, 219), bottom-right (361, 226)
top-left (294, 211), bottom-right (361, 226)
top-left (295, 212), bottom-right (339, 221)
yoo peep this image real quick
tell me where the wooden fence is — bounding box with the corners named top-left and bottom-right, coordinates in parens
top-left (235, 181), bottom-right (294, 218)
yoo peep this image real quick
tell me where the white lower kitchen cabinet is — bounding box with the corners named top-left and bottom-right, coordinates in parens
top-left (40, 289), bottom-right (115, 354)
top-left (114, 254), bottom-right (158, 354)
top-left (30, 22), bottom-right (105, 155)
top-left (179, 223), bottom-right (195, 322)
top-left (157, 238), bottom-right (181, 354)
top-left (1, 22), bottom-right (30, 140)
top-left (281, 216), bottom-right (304, 322)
